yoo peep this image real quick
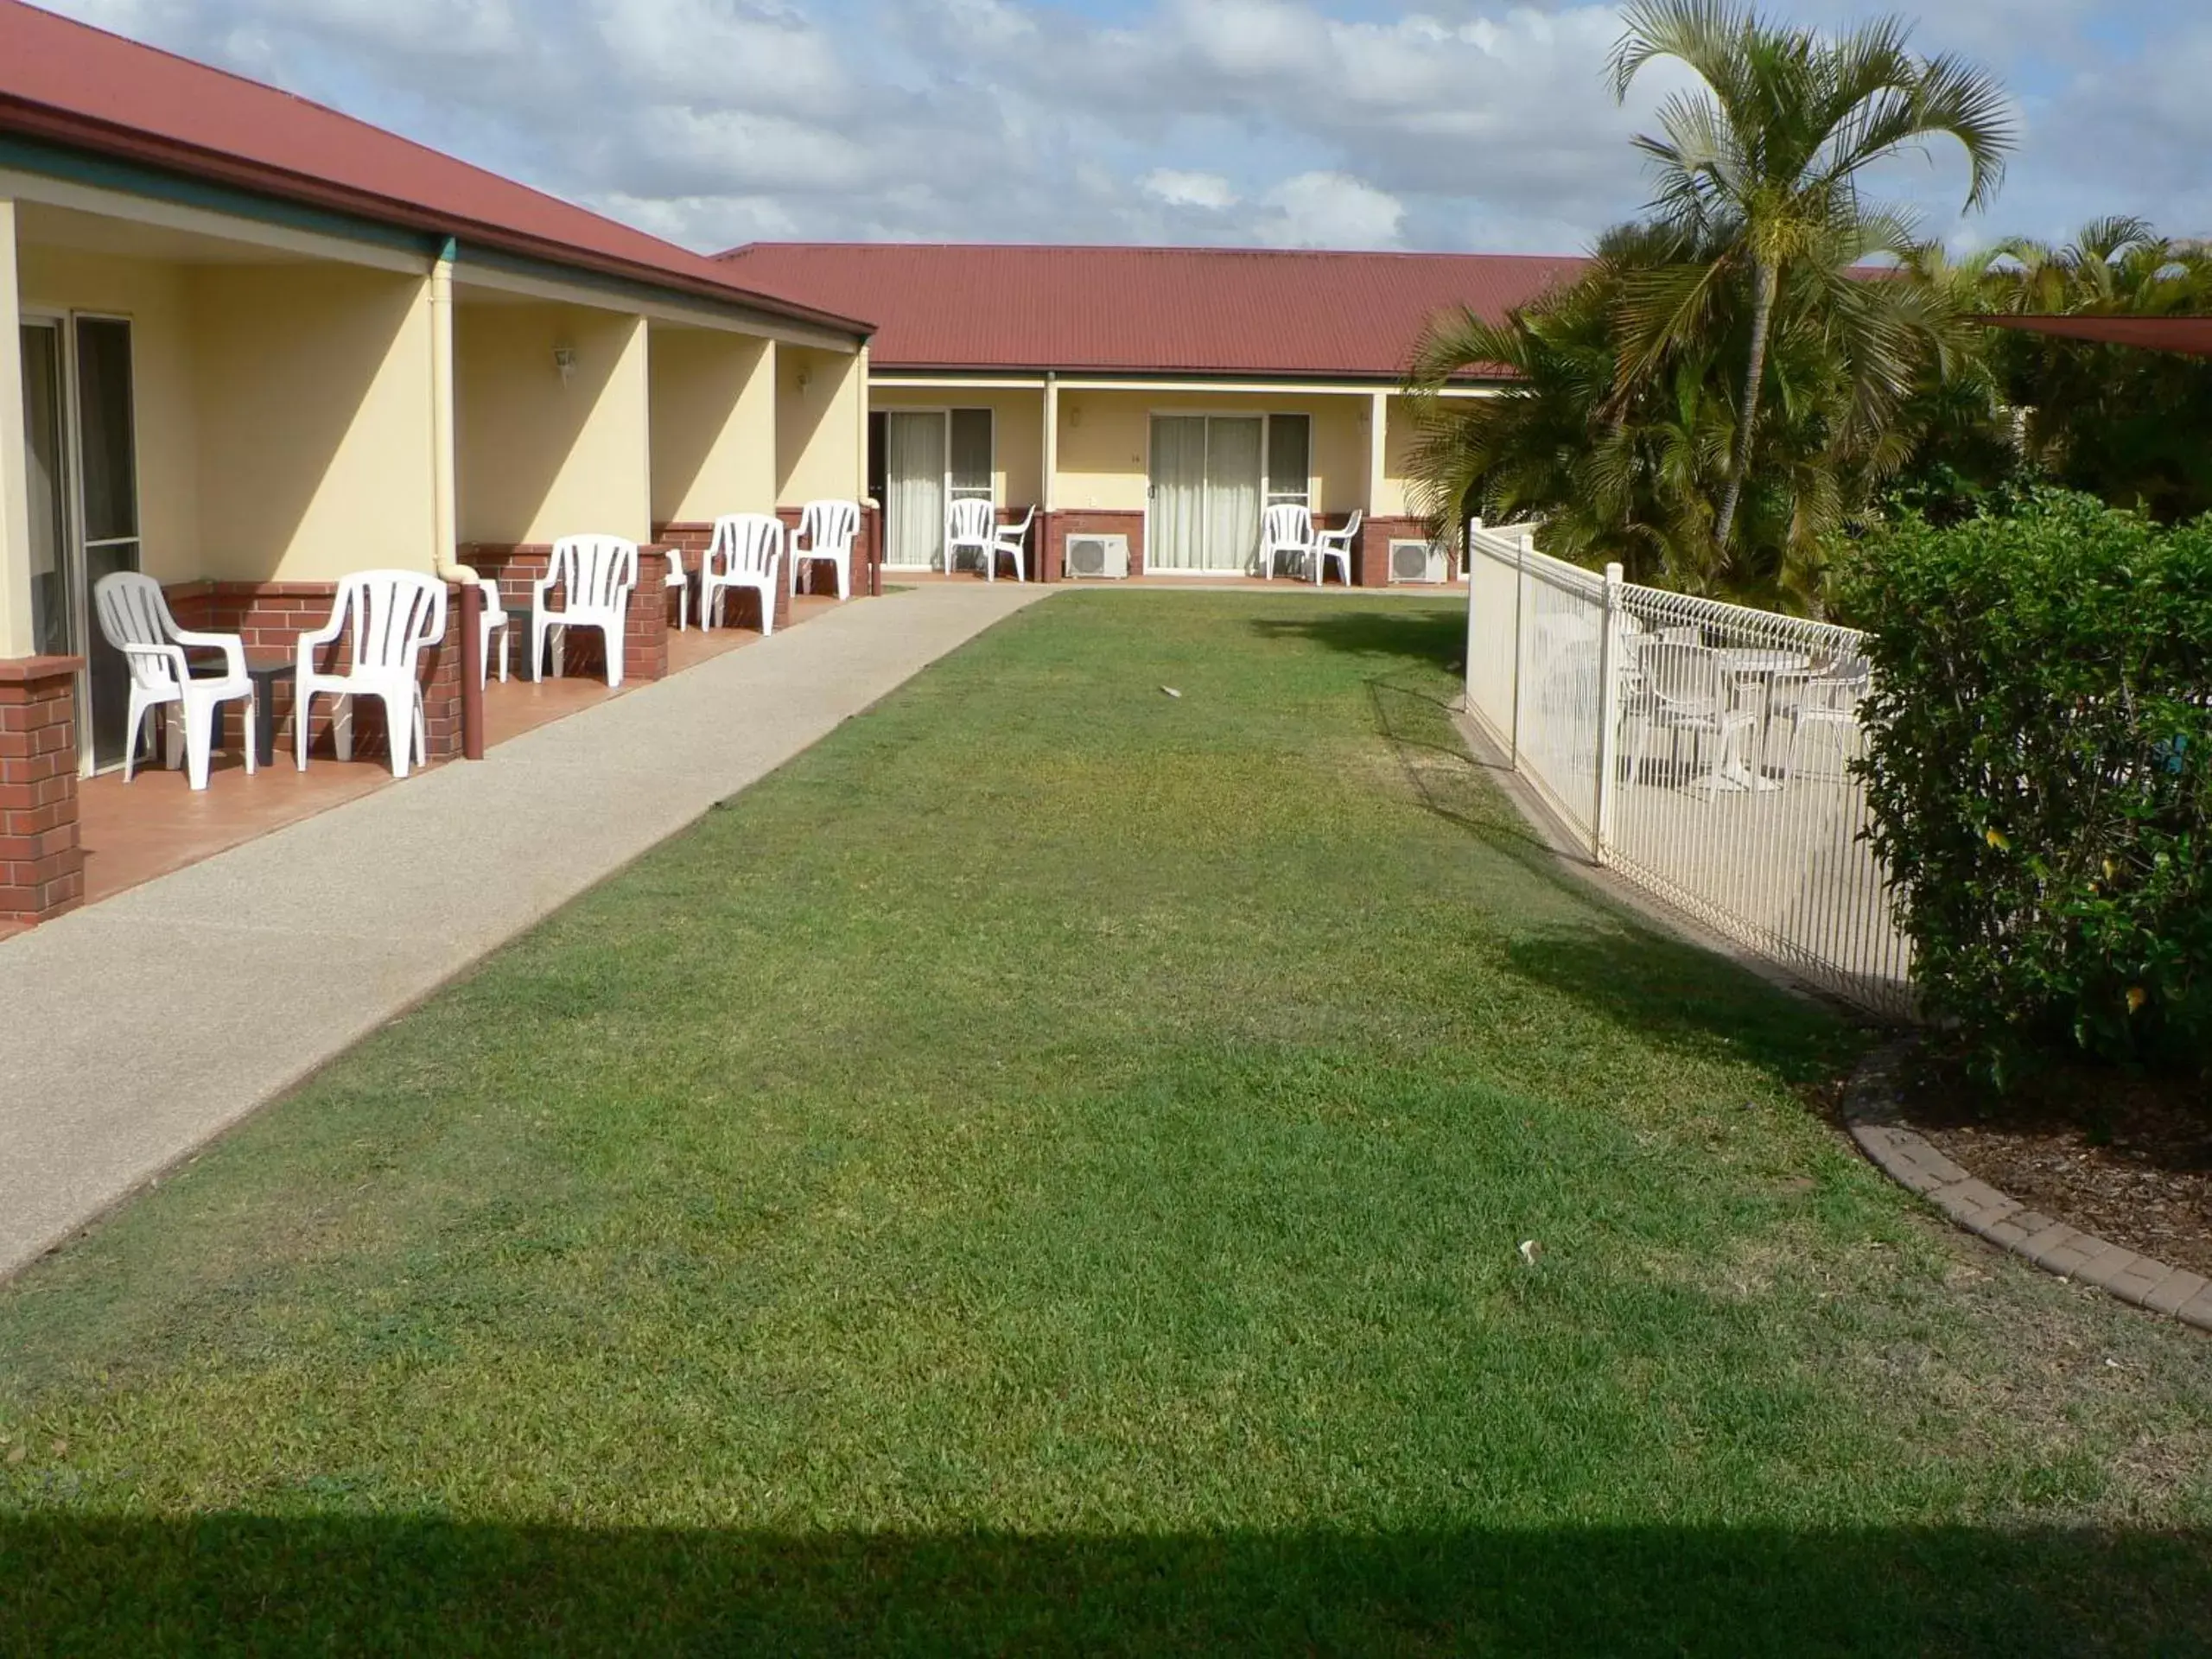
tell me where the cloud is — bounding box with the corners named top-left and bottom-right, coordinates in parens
top-left (1259, 171), bottom-right (1404, 249)
top-left (29, 0), bottom-right (2205, 257)
top-left (1143, 170), bottom-right (1237, 212)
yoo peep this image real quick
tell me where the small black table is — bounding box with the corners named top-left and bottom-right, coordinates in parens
top-left (240, 654), bottom-right (289, 767)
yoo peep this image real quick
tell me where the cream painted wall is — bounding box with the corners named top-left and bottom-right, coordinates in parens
top-left (15, 243), bottom-right (201, 582)
top-left (190, 263), bottom-right (436, 582)
top-left (1049, 388), bottom-right (1370, 514)
top-left (776, 344), bottom-right (865, 505)
top-left (1377, 394), bottom-right (1422, 518)
top-left (870, 386), bottom-right (1046, 506)
top-left (457, 300), bottom-right (650, 545)
top-left (648, 325), bottom-right (774, 524)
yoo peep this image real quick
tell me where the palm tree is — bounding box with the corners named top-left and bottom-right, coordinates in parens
top-left (1608, 0), bottom-right (2014, 550)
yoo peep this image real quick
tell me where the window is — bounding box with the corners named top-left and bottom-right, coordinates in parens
top-left (949, 407), bottom-right (994, 499)
top-left (1266, 413), bottom-right (1310, 507)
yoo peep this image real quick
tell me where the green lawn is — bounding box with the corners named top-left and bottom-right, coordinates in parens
top-left (3, 592), bottom-right (2207, 1654)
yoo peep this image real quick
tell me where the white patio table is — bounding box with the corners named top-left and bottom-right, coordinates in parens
top-left (1713, 647), bottom-right (1812, 790)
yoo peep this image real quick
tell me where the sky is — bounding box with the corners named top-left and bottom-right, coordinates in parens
top-left (36, 0), bottom-right (2212, 258)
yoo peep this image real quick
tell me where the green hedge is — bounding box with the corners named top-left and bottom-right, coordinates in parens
top-left (1844, 491), bottom-right (2212, 1082)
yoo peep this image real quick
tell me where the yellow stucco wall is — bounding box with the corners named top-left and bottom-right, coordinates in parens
top-left (1049, 388), bottom-right (1370, 514)
top-left (457, 300), bottom-right (650, 545)
top-left (776, 344), bottom-right (864, 506)
top-left (870, 386), bottom-right (1046, 507)
top-left (648, 325), bottom-right (774, 524)
top-left (14, 243), bottom-right (201, 582)
top-left (189, 263), bottom-right (436, 582)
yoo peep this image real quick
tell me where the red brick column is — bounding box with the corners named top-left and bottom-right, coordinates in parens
top-left (416, 582), bottom-right (467, 763)
top-left (625, 547), bottom-right (671, 684)
top-left (0, 656), bottom-right (86, 925)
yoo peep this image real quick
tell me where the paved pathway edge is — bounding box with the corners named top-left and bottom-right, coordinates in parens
top-left (1845, 1039), bottom-right (2212, 1332)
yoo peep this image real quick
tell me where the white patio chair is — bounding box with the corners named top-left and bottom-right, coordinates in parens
top-left (531, 535), bottom-right (638, 689)
top-left (1625, 641), bottom-right (1758, 799)
top-left (1783, 653), bottom-right (1871, 784)
top-left (701, 513), bottom-right (785, 635)
top-left (1258, 503), bottom-right (1313, 581)
top-left (92, 571), bottom-right (256, 792)
top-left (945, 497), bottom-right (995, 577)
top-left (792, 499), bottom-right (859, 600)
top-left (1311, 508), bottom-right (1362, 586)
top-left (476, 578), bottom-right (510, 688)
top-left (664, 545), bottom-right (690, 632)
top-left (987, 505), bottom-right (1036, 582)
top-left (296, 569), bottom-right (446, 780)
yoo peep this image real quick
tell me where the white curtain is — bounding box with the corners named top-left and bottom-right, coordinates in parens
top-left (1204, 416), bottom-right (1262, 573)
top-left (1147, 416), bottom-right (1208, 571)
top-left (886, 412), bottom-right (947, 569)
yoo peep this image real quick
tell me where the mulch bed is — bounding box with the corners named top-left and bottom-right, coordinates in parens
top-left (1895, 1058), bottom-right (2212, 1279)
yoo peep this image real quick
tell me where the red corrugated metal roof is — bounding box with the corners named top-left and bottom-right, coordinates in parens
top-left (1977, 314), bottom-right (2212, 356)
top-left (0, 0), bottom-right (868, 335)
top-left (717, 242), bottom-right (1586, 377)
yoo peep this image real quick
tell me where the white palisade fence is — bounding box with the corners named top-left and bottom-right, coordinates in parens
top-left (1463, 524), bottom-right (1912, 1017)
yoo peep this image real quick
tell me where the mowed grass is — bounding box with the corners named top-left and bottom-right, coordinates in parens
top-left (2, 592), bottom-right (2207, 1655)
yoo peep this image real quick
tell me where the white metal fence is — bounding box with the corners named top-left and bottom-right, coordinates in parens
top-left (1463, 524), bottom-right (1912, 1017)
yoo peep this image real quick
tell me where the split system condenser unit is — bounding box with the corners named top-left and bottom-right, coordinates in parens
top-left (1388, 538), bottom-right (1452, 585)
top-left (1065, 533), bottom-right (1131, 579)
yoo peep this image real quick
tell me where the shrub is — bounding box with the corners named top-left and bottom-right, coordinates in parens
top-left (1844, 490), bottom-right (2212, 1084)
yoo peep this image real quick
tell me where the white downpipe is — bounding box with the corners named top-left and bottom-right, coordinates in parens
top-left (428, 246), bottom-right (475, 588)
top-left (0, 199), bottom-right (35, 658)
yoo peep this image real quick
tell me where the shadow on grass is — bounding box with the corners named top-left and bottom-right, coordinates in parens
top-left (2, 1515), bottom-right (2204, 1654)
top-left (1247, 605), bottom-right (1465, 672)
top-left (1504, 920), bottom-right (1868, 1082)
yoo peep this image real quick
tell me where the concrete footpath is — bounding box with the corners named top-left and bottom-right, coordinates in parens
top-left (0, 582), bottom-right (1049, 1281)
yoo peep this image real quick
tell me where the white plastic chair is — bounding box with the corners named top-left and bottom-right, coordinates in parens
top-left (1259, 503), bottom-right (1313, 580)
top-left (664, 546), bottom-right (690, 632)
top-left (1783, 654), bottom-right (1870, 784)
top-left (93, 571), bottom-right (256, 792)
top-left (1625, 641), bottom-right (1758, 799)
top-left (295, 569), bottom-right (446, 780)
top-left (988, 505), bottom-right (1035, 583)
top-left (531, 535), bottom-right (638, 689)
top-left (792, 499), bottom-right (860, 600)
top-left (1312, 508), bottom-right (1362, 586)
top-left (476, 578), bottom-right (510, 688)
top-left (945, 497), bottom-right (995, 577)
top-left (701, 514), bottom-right (785, 635)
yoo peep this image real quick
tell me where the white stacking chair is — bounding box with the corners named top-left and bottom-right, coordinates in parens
top-left (476, 578), bottom-right (510, 688)
top-left (1625, 641), bottom-right (1758, 799)
top-left (531, 535), bottom-right (638, 689)
top-left (944, 497), bottom-right (995, 577)
top-left (701, 513), bottom-right (785, 635)
top-left (92, 571), bottom-right (256, 792)
top-left (664, 546), bottom-right (690, 632)
top-left (791, 499), bottom-right (859, 601)
top-left (1258, 503), bottom-right (1313, 580)
top-left (988, 505), bottom-right (1036, 583)
top-left (296, 569), bottom-right (446, 780)
top-left (1312, 508), bottom-right (1362, 586)
top-left (1783, 653), bottom-right (1871, 784)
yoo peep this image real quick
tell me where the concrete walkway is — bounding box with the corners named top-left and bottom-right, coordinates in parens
top-left (0, 582), bottom-right (1048, 1281)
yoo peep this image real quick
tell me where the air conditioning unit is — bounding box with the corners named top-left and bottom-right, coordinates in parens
top-left (1065, 533), bottom-right (1130, 579)
top-left (1389, 538), bottom-right (1451, 584)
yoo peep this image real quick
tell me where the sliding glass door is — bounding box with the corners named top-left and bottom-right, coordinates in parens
top-left (882, 408), bottom-right (994, 570)
top-left (1147, 414), bottom-right (1263, 573)
top-left (16, 315), bottom-right (141, 772)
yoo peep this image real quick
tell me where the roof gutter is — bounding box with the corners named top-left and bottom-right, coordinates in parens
top-left (0, 96), bottom-right (877, 340)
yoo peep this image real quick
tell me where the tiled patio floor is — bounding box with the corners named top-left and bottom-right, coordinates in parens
top-left (67, 595), bottom-right (842, 912)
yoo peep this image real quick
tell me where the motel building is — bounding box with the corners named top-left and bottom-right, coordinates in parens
top-left (719, 243), bottom-right (1578, 586)
top-left (0, 0), bottom-right (1580, 933)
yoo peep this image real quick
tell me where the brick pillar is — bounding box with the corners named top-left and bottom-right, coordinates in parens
top-left (417, 582), bottom-right (467, 763)
top-left (1036, 511), bottom-right (1060, 582)
top-left (0, 656), bottom-right (86, 925)
top-left (1355, 518), bottom-right (1389, 588)
top-left (774, 507), bottom-right (804, 624)
top-left (626, 547), bottom-right (671, 683)
top-left (861, 502), bottom-right (883, 597)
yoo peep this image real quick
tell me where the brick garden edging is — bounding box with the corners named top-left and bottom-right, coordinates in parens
top-left (1846, 1040), bottom-right (2212, 1332)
